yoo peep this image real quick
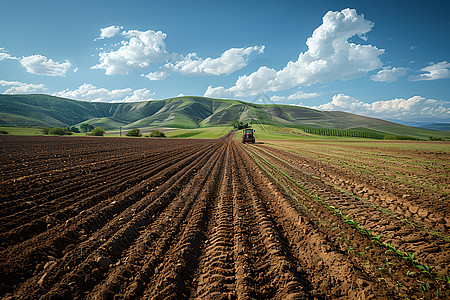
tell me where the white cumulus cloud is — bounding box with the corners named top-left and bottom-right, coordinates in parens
top-left (20, 54), bottom-right (71, 76)
top-left (0, 80), bottom-right (46, 94)
top-left (314, 94), bottom-right (450, 121)
top-left (93, 26), bottom-right (264, 78)
top-left (408, 61), bottom-right (450, 81)
top-left (207, 8), bottom-right (384, 97)
top-left (0, 48), bottom-right (18, 61)
top-left (97, 25), bottom-right (122, 39)
top-left (123, 88), bottom-right (154, 102)
top-left (165, 46), bottom-right (264, 76)
top-left (370, 67), bottom-right (407, 82)
top-left (269, 95), bottom-right (286, 102)
top-left (142, 70), bottom-right (169, 80)
top-left (53, 83), bottom-right (153, 102)
top-left (0, 52), bottom-right (13, 61)
top-left (268, 91), bottom-right (319, 102)
top-left (287, 90), bottom-right (319, 100)
top-left (0, 52), bottom-right (11, 61)
top-left (92, 29), bottom-right (169, 75)
top-left (314, 94), bottom-right (370, 113)
top-left (204, 85), bottom-right (232, 98)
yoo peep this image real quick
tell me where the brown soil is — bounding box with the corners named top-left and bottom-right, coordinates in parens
top-left (0, 134), bottom-right (447, 299)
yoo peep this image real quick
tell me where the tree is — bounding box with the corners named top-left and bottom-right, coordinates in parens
top-left (80, 123), bottom-right (94, 133)
top-left (149, 130), bottom-right (166, 138)
top-left (126, 128), bottom-right (142, 137)
top-left (90, 127), bottom-right (105, 136)
top-left (49, 127), bottom-right (66, 136)
top-left (42, 127), bottom-right (50, 134)
top-left (70, 126), bottom-right (80, 133)
top-left (232, 120), bottom-right (241, 129)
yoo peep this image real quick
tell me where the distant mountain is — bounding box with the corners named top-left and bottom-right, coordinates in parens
top-left (1, 94), bottom-right (448, 139)
top-left (418, 123), bottom-right (450, 132)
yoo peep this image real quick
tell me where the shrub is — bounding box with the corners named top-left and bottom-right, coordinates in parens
top-left (69, 126), bottom-right (80, 133)
top-left (90, 127), bottom-right (105, 136)
top-left (0, 130), bottom-right (8, 135)
top-left (429, 136), bottom-right (442, 141)
top-left (80, 123), bottom-right (94, 133)
top-left (149, 130), bottom-right (166, 138)
top-left (126, 128), bottom-right (142, 137)
top-left (47, 127), bottom-right (72, 135)
top-left (48, 127), bottom-right (67, 136)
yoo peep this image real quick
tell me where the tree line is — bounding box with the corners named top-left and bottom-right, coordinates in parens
top-left (43, 124), bottom-right (105, 136)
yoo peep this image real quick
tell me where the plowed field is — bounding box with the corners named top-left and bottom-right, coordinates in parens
top-left (0, 134), bottom-right (448, 299)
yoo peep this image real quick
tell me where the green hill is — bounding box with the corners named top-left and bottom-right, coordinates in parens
top-left (1, 94), bottom-right (448, 139)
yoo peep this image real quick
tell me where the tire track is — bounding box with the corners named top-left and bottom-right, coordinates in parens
top-left (1, 134), bottom-right (446, 299)
top-left (192, 141), bottom-right (237, 299)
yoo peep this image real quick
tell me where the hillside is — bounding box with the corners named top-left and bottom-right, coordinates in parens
top-left (1, 94), bottom-right (448, 139)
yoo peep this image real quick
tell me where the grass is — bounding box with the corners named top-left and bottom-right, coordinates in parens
top-left (74, 117), bottom-right (125, 129)
top-left (374, 125), bottom-right (450, 140)
top-left (0, 125), bottom-right (234, 139)
top-left (166, 126), bottom-right (233, 139)
top-left (250, 124), bottom-right (393, 142)
top-left (0, 126), bottom-right (48, 135)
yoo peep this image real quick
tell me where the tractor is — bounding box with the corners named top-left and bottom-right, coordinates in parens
top-left (242, 128), bottom-right (255, 143)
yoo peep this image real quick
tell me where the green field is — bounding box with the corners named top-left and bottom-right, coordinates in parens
top-left (247, 124), bottom-right (383, 142)
top-left (3, 123), bottom-right (450, 148)
top-left (166, 126), bottom-right (233, 139)
top-left (0, 126), bottom-right (45, 136)
top-left (374, 125), bottom-right (450, 139)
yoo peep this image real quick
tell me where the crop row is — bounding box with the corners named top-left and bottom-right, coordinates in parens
top-left (242, 143), bottom-right (449, 297)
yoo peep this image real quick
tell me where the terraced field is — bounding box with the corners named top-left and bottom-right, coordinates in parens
top-left (0, 134), bottom-right (448, 299)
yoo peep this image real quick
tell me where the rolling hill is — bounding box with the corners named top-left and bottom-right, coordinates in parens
top-left (1, 94), bottom-right (448, 139)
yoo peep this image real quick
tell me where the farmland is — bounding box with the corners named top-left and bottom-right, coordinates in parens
top-left (0, 133), bottom-right (449, 299)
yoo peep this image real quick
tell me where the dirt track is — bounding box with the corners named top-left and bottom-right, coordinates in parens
top-left (0, 134), bottom-right (448, 299)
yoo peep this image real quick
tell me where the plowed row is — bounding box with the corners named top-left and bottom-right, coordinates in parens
top-left (0, 134), bottom-right (448, 299)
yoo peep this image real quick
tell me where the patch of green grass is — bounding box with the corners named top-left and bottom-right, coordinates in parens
top-left (169, 131), bottom-right (203, 138)
top-left (374, 125), bottom-right (450, 140)
top-left (251, 124), bottom-right (390, 142)
top-left (74, 117), bottom-right (125, 129)
top-left (0, 126), bottom-right (47, 135)
top-left (166, 126), bottom-right (232, 139)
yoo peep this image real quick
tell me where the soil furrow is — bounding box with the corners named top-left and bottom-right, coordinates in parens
top-left (0, 140), bottom-right (222, 295)
top-left (244, 143), bottom-right (447, 298)
top-left (0, 145), bottom-right (201, 226)
top-left (232, 142), bottom-right (308, 299)
top-left (249, 144), bottom-right (449, 279)
top-left (140, 140), bottom-right (228, 299)
top-left (192, 141), bottom-right (237, 299)
top-left (1, 134), bottom-right (447, 299)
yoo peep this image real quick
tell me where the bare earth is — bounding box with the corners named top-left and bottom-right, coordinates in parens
top-left (0, 134), bottom-right (448, 299)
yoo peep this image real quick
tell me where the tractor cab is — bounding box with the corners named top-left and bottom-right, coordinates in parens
top-left (242, 128), bottom-right (255, 143)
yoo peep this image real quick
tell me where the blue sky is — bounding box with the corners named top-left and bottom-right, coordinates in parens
top-left (1, 0), bottom-right (449, 124)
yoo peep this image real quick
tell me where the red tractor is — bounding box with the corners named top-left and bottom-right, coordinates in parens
top-left (242, 128), bottom-right (255, 143)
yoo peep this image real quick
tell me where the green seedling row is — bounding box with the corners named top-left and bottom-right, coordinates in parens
top-left (258, 144), bottom-right (450, 242)
top-left (244, 146), bottom-right (448, 285)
